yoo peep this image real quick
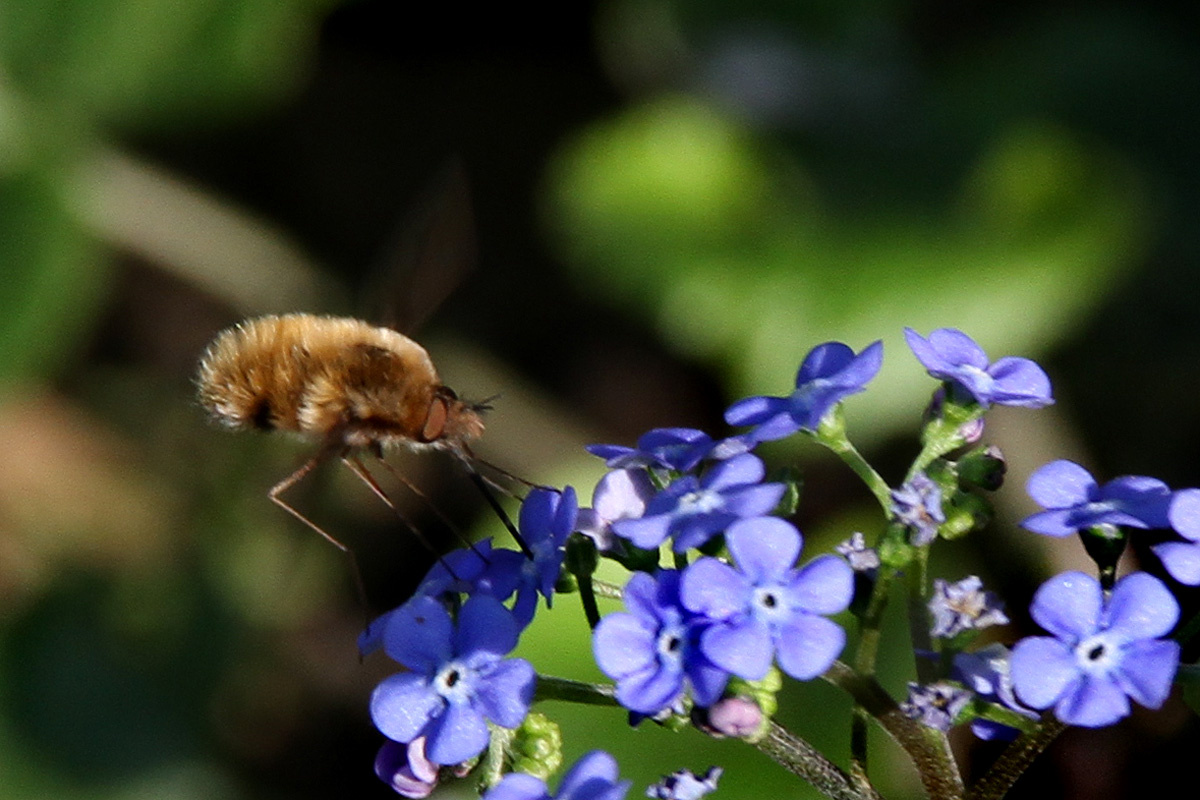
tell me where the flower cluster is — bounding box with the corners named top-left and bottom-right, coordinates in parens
top-left (352, 326), bottom-right (1200, 800)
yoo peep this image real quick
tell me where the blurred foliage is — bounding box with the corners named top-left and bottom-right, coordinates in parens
top-left (1, 1), bottom-right (1199, 799)
top-left (545, 98), bottom-right (1147, 440)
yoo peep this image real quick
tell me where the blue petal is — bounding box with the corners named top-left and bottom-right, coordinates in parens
top-left (1029, 571), bottom-right (1101, 640)
top-left (796, 342), bottom-right (856, 385)
top-left (455, 595), bottom-right (520, 657)
top-left (700, 617), bottom-right (773, 680)
top-left (1020, 509), bottom-right (1079, 537)
top-left (786, 555), bottom-right (854, 615)
top-left (926, 328), bottom-right (989, 369)
top-left (1102, 476), bottom-right (1172, 527)
top-left (1153, 541), bottom-right (1200, 585)
top-left (726, 517), bottom-right (801, 584)
top-left (903, 328), bottom-right (950, 372)
top-left (484, 773), bottom-right (550, 800)
top-left (612, 515), bottom-right (672, 549)
top-left (425, 700), bottom-right (490, 765)
top-left (1115, 638), bottom-right (1180, 710)
top-left (624, 571), bottom-right (676, 624)
top-left (774, 614), bottom-right (845, 680)
top-left (831, 340), bottom-right (884, 388)
top-left (554, 486), bottom-right (579, 546)
top-left (719, 482), bottom-right (787, 520)
top-left (593, 613), bottom-right (657, 679)
top-left (1103, 572), bottom-right (1178, 640)
top-left (1010, 636), bottom-right (1078, 709)
top-left (742, 411), bottom-right (802, 443)
top-left (383, 596), bottom-right (454, 672)
top-left (703, 453), bottom-right (765, 491)
top-left (725, 395), bottom-right (789, 427)
top-left (616, 662), bottom-right (683, 715)
top-left (1056, 673), bottom-right (1129, 728)
top-left (671, 515), bottom-right (730, 553)
top-left (1169, 488), bottom-right (1200, 541)
top-left (474, 658), bottom-right (536, 728)
top-left (680, 557), bottom-right (749, 620)
top-left (556, 751), bottom-right (622, 799)
top-left (687, 657), bottom-right (731, 708)
top-left (986, 357), bottom-right (1053, 407)
top-left (519, 488), bottom-right (559, 546)
top-left (1026, 460), bottom-right (1096, 509)
top-left (371, 672), bottom-right (444, 744)
top-left (592, 469), bottom-right (654, 521)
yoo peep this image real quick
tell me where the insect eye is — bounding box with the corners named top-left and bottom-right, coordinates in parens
top-left (421, 395), bottom-right (449, 442)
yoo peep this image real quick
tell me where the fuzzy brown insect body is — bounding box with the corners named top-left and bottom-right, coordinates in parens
top-left (196, 313), bottom-right (490, 560)
top-left (196, 313), bottom-right (484, 453)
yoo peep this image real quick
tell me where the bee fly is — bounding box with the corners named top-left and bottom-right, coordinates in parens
top-left (195, 164), bottom-right (528, 579)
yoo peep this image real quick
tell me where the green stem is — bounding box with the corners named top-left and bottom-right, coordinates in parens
top-left (822, 431), bottom-right (892, 512)
top-left (576, 572), bottom-right (602, 629)
top-left (908, 548), bottom-right (936, 684)
top-left (758, 721), bottom-right (878, 800)
top-left (533, 675), bottom-right (619, 706)
top-left (854, 565), bottom-right (895, 676)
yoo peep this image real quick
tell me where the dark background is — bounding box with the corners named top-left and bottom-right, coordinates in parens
top-left (1, 1), bottom-right (1199, 798)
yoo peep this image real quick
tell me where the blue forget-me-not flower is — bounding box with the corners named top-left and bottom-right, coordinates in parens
top-left (512, 487), bottom-right (578, 626)
top-left (725, 340), bottom-right (883, 442)
top-left (679, 516), bottom-right (853, 682)
top-left (1010, 571), bottom-right (1180, 728)
top-left (904, 327), bottom-right (1052, 408)
top-left (611, 453), bottom-right (785, 552)
top-left (592, 571), bottom-right (729, 715)
top-left (1020, 460), bottom-right (1173, 538)
top-left (1152, 487), bottom-right (1200, 585)
top-left (370, 595), bottom-right (536, 765)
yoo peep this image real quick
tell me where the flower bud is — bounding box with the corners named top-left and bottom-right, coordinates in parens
top-left (957, 445), bottom-right (1006, 491)
top-left (693, 695), bottom-right (764, 739)
top-left (508, 711), bottom-right (563, 782)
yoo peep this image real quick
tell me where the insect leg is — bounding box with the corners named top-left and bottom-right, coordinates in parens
top-left (465, 452), bottom-right (542, 494)
top-left (366, 454), bottom-right (491, 566)
top-left (270, 454), bottom-right (350, 552)
top-left (340, 455), bottom-right (465, 580)
top-left (269, 451), bottom-right (370, 610)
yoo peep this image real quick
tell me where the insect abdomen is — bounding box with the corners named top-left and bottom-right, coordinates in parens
top-left (196, 314), bottom-right (440, 446)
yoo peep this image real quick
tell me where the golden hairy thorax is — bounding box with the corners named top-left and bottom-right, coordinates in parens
top-left (196, 314), bottom-right (484, 451)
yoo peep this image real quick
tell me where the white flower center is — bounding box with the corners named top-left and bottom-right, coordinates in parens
top-left (1074, 632), bottom-right (1121, 676)
top-left (434, 660), bottom-right (476, 704)
top-left (677, 489), bottom-right (723, 515)
top-left (751, 585), bottom-right (789, 625)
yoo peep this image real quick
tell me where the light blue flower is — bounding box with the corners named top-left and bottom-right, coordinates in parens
top-left (680, 517), bottom-right (853, 681)
top-left (726, 340), bottom-right (883, 442)
top-left (1010, 571), bottom-right (1180, 728)
top-left (370, 595), bottom-right (535, 765)
top-left (904, 327), bottom-right (1052, 408)
top-left (1021, 460), bottom-right (1172, 538)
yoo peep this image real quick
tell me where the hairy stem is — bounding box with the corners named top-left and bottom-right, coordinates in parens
top-left (759, 721), bottom-right (879, 800)
top-left (824, 662), bottom-right (965, 800)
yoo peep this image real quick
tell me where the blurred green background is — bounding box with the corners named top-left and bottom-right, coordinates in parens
top-left (1, 1), bottom-right (1199, 798)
